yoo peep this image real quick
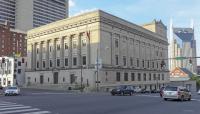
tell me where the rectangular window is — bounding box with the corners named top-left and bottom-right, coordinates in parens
top-left (138, 73), bottom-right (141, 81)
top-left (73, 41), bottom-right (77, 48)
top-left (65, 58), bottom-right (68, 66)
top-left (147, 61), bottom-right (150, 68)
top-left (82, 39), bottom-right (86, 47)
top-left (43, 61), bottom-right (45, 68)
top-left (116, 72), bottom-right (120, 81)
top-left (49, 46), bottom-right (52, 52)
top-left (152, 62), bottom-right (154, 68)
top-left (124, 73), bottom-right (128, 81)
top-left (18, 69), bottom-right (21, 74)
top-left (57, 44), bottom-right (60, 50)
top-left (123, 56), bottom-right (126, 66)
top-left (149, 73), bottom-right (151, 81)
top-left (73, 57), bottom-right (77, 66)
top-left (153, 74), bottom-right (156, 80)
top-left (36, 48), bottom-right (39, 54)
top-left (18, 61), bottom-right (21, 66)
top-left (115, 39), bottom-right (119, 48)
top-left (158, 74), bottom-right (160, 80)
top-left (142, 60), bottom-right (145, 68)
top-left (82, 56), bottom-right (86, 65)
top-left (137, 59), bottom-right (139, 67)
top-left (37, 61), bottom-right (39, 68)
top-left (143, 73), bottom-right (146, 81)
top-left (57, 59), bottom-right (60, 67)
top-left (131, 73), bottom-right (135, 81)
top-left (49, 60), bottom-right (52, 67)
top-left (115, 55), bottom-right (118, 65)
top-left (162, 74), bottom-right (164, 80)
top-left (130, 57), bottom-right (133, 66)
top-left (64, 43), bottom-right (68, 49)
top-left (157, 62), bottom-right (159, 68)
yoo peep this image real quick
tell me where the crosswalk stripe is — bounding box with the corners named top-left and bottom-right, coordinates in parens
top-left (22, 111), bottom-right (51, 114)
top-left (0, 103), bottom-right (17, 106)
top-left (0, 108), bottom-right (40, 114)
top-left (0, 104), bottom-right (25, 108)
top-left (0, 106), bottom-right (31, 111)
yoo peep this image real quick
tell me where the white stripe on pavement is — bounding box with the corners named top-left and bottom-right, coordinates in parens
top-left (0, 104), bottom-right (24, 108)
top-left (22, 111), bottom-right (51, 114)
top-left (0, 108), bottom-right (40, 114)
top-left (0, 103), bottom-right (17, 106)
top-left (0, 106), bottom-right (32, 111)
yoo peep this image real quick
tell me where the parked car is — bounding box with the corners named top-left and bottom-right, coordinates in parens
top-left (133, 86), bottom-right (142, 93)
top-left (111, 85), bottom-right (134, 96)
top-left (198, 90), bottom-right (200, 95)
top-left (4, 86), bottom-right (20, 96)
top-left (163, 86), bottom-right (191, 101)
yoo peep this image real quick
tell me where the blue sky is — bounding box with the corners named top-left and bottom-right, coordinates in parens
top-left (69, 0), bottom-right (200, 65)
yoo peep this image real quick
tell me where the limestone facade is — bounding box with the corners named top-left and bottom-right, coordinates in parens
top-left (26, 10), bottom-right (169, 91)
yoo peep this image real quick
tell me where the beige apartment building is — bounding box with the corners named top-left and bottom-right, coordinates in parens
top-left (26, 10), bottom-right (169, 91)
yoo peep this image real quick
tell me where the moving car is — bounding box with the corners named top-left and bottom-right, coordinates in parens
top-left (4, 86), bottom-right (20, 96)
top-left (111, 85), bottom-right (134, 96)
top-left (163, 86), bottom-right (191, 101)
top-left (198, 90), bottom-right (200, 95)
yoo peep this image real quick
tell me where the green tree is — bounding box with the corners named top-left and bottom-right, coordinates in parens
top-left (190, 75), bottom-right (200, 90)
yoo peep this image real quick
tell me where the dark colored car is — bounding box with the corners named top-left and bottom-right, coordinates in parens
top-left (111, 85), bottom-right (134, 96)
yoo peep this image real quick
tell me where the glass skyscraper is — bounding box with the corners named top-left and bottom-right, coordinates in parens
top-left (0, 0), bottom-right (68, 31)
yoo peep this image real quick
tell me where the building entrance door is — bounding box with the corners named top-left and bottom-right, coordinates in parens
top-left (40, 75), bottom-right (44, 84)
top-left (53, 72), bottom-right (58, 84)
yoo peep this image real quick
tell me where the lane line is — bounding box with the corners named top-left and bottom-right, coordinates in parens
top-left (0, 108), bottom-right (40, 114)
top-left (22, 111), bottom-right (51, 114)
top-left (0, 104), bottom-right (25, 108)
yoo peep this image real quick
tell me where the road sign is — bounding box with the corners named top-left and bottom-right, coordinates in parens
top-left (175, 57), bottom-right (187, 60)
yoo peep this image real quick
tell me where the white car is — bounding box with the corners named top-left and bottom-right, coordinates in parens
top-left (198, 90), bottom-right (200, 95)
top-left (4, 86), bottom-right (20, 96)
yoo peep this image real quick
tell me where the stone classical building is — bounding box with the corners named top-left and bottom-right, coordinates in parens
top-left (26, 10), bottom-right (169, 91)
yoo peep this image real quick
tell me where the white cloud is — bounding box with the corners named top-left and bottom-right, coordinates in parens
top-left (71, 8), bottom-right (98, 16)
top-left (69, 0), bottom-right (75, 7)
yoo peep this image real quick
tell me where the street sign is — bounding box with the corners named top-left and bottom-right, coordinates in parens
top-left (175, 57), bottom-right (187, 60)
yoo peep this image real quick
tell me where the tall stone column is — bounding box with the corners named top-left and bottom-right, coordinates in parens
top-left (69, 36), bottom-right (72, 68)
top-left (60, 37), bottom-right (65, 68)
top-left (33, 43), bottom-right (37, 70)
top-left (46, 40), bottom-right (49, 69)
top-left (31, 43), bottom-right (34, 70)
top-left (53, 39), bottom-right (57, 68)
top-left (78, 33), bottom-right (81, 67)
top-left (39, 42), bottom-right (43, 70)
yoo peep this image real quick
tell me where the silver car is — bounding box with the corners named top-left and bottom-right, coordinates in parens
top-left (4, 86), bottom-right (20, 96)
top-left (163, 86), bottom-right (191, 101)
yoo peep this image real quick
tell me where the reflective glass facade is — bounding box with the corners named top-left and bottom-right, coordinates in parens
top-left (0, 0), bottom-right (16, 28)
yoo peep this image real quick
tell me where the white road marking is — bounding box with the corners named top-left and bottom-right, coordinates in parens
top-left (22, 111), bottom-right (51, 114)
top-left (0, 108), bottom-right (40, 114)
top-left (0, 106), bottom-right (32, 111)
top-left (0, 101), bottom-right (51, 114)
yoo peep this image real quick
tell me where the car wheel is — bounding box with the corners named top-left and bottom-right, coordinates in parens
top-left (180, 96), bottom-right (184, 101)
top-left (129, 92), bottom-right (132, 96)
top-left (111, 93), bottom-right (115, 96)
top-left (122, 92), bottom-right (125, 96)
top-left (164, 98), bottom-right (168, 101)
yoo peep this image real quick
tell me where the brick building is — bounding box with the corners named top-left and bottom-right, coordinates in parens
top-left (0, 22), bottom-right (27, 57)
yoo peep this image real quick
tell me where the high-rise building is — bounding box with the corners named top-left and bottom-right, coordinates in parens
top-left (169, 21), bottom-right (197, 73)
top-left (0, 0), bottom-right (68, 31)
top-left (0, 0), bottom-right (16, 28)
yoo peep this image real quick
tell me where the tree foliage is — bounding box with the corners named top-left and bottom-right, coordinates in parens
top-left (190, 75), bottom-right (200, 89)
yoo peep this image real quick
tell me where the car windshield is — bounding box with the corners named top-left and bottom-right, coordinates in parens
top-left (164, 87), bottom-right (177, 91)
top-left (8, 87), bottom-right (17, 89)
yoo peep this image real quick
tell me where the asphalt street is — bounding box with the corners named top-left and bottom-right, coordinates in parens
top-left (0, 89), bottom-right (200, 114)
